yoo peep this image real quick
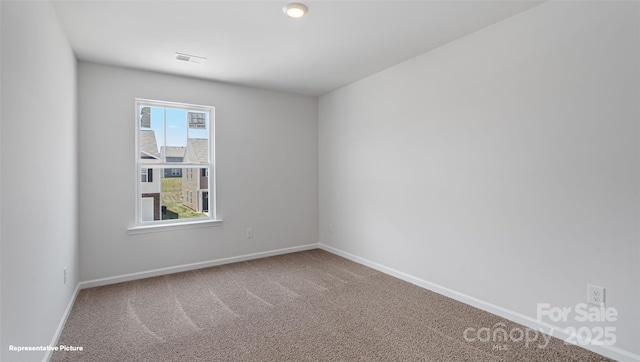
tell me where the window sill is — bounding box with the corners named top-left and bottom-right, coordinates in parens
top-left (127, 219), bottom-right (223, 235)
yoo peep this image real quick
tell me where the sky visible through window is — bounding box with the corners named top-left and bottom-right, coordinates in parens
top-left (144, 106), bottom-right (209, 149)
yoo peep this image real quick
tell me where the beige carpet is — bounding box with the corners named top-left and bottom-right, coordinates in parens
top-left (52, 249), bottom-right (610, 361)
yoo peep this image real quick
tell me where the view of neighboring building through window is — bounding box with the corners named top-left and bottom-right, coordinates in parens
top-left (141, 168), bottom-right (153, 183)
top-left (136, 99), bottom-right (215, 224)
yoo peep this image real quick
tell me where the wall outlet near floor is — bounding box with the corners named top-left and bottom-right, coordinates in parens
top-left (64, 267), bottom-right (68, 284)
top-left (246, 227), bottom-right (253, 238)
top-left (587, 284), bottom-right (605, 306)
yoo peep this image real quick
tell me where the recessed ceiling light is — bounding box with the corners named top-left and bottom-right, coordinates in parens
top-left (175, 52), bottom-right (206, 64)
top-left (283, 3), bottom-right (308, 18)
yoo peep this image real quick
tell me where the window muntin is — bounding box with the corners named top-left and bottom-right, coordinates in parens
top-left (135, 99), bottom-right (215, 225)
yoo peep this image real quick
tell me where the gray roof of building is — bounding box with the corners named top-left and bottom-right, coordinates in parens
top-left (160, 146), bottom-right (186, 159)
top-left (139, 130), bottom-right (160, 159)
top-left (185, 138), bottom-right (208, 163)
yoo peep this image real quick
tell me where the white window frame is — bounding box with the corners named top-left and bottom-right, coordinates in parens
top-left (128, 98), bottom-right (222, 235)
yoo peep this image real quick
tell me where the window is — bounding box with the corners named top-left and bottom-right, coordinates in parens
top-left (141, 168), bottom-right (153, 183)
top-left (131, 99), bottom-right (219, 232)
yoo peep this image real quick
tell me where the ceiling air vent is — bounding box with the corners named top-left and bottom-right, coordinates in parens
top-left (175, 52), bottom-right (206, 64)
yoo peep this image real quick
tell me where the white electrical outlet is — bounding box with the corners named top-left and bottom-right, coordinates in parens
top-left (246, 227), bottom-right (253, 238)
top-left (587, 284), bottom-right (605, 306)
top-left (64, 268), bottom-right (68, 284)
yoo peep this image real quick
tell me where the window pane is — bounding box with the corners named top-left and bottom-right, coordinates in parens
top-left (165, 108), bottom-right (188, 149)
top-left (139, 167), bottom-right (210, 222)
top-left (187, 110), bottom-right (209, 163)
top-left (139, 106), bottom-right (163, 163)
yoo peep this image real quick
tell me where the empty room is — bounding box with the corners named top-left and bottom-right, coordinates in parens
top-left (1, 0), bottom-right (639, 361)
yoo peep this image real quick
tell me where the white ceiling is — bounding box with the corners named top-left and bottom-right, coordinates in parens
top-left (51, 0), bottom-right (544, 96)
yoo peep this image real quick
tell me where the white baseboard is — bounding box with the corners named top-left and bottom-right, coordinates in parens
top-left (319, 243), bottom-right (640, 362)
top-left (79, 243), bottom-right (320, 289)
top-left (43, 283), bottom-right (81, 362)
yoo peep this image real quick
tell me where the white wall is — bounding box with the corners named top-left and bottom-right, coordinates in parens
top-left (0, 1), bottom-right (79, 361)
top-left (319, 1), bottom-right (639, 357)
top-left (78, 62), bottom-right (318, 281)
